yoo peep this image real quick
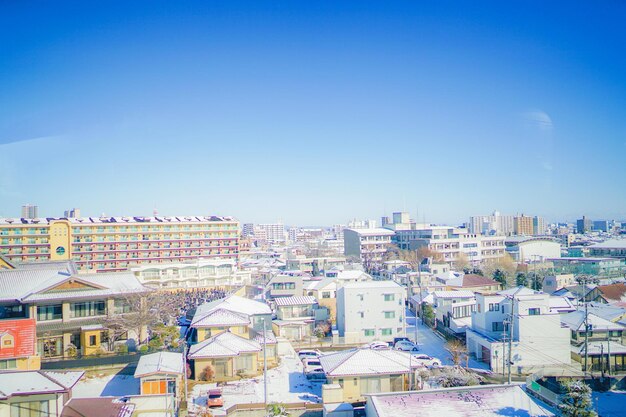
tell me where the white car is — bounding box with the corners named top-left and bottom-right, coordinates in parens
top-left (363, 341), bottom-right (390, 350)
top-left (411, 354), bottom-right (442, 368)
top-left (394, 340), bottom-right (419, 352)
top-left (298, 349), bottom-right (321, 361)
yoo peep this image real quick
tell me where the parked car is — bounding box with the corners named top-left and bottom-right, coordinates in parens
top-left (393, 337), bottom-right (411, 345)
top-left (362, 341), bottom-right (390, 350)
top-left (411, 353), bottom-right (441, 367)
top-left (207, 389), bottom-right (224, 408)
top-left (394, 340), bottom-right (419, 352)
top-left (298, 349), bottom-right (321, 361)
top-left (303, 357), bottom-right (323, 371)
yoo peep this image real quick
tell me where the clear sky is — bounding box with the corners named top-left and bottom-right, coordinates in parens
top-left (1, 1), bottom-right (625, 226)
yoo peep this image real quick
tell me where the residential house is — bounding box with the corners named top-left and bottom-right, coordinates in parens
top-left (336, 281), bottom-right (405, 344)
top-left (0, 370), bottom-right (83, 417)
top-left (306, 277), bottom-right (338, 323)
top-left (61, 395), bottom-right (177, 417)
top-left (187, 295), bottom-right (277, 380)
top-left (0, 318), bottom-right (39, 371)
top-left (559, 285), bottom-right (608, 304)
top-left (265, 272), bottom-right (305, 299)
top-left (319, 349), bottom-right (420, 403)
top-left (432, 290), bottom-right (476, 336)
top-left (364, 384), bottom-right (554, 417)
top-left (0, 262), bottom-right (150, 359)
top-left (597, 283), bottom-right (626, 304)
top-left (445, 274), bottom-right (501, 293)
top-left (542, 274), bottom-right (575, 295)
top-left (561, 310), bottom-right (626, 372)
top-left (134, 351), bottom-right (184, 399)
top-left (466, 287), bottom-right (573, 374)
top-left (272, 296), bottom-right (329, 340)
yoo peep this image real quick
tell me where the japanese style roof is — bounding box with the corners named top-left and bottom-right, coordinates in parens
top-left (0, 318), bottom-right (36, 359)
top-left (561, 311), bottom-right (625, 332)
top-left (251, 329), bottom-right (277, 345)
top-left (572, 340), bottom-right (626, 356)
top-left (191, 295), bottom-right (270, 327)
top-left (188, 331), bottom-right (261, 359)
top-left (0, 370), bottom-right (84, 400)
top-left (192, 308), bottom-right (250, 328)
top-left (134, 352), bottom-right (185, 378)
top-left (274, 296), bottom-right (317, 306)
top-left (597, 283), bottom-right (626, 302)
top-left (447, 274), bottom-right (500, 288)
top-left (366, 384), bottom-right (554, 417)
top-left (319, 348), bottom-right (418, 377)
top-left (61, 397), bottom-right (135, 417)
top-left (433, 290), bottom-right (475, 299)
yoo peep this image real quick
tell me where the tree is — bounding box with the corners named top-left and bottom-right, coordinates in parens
top-left (266, 403), bottom-right (290, 417)
top-left (454, 253), bottom-right (470, 271)
top-left (199, 364), bottom-right (216, 382)
top-left (516, 272), bottom-right (528, 287)
top-left (446, 339), bottom-right (469, 368)
top-left (558, 380), bottom-right (597, 417)
top-left (482, 254), bottom-right (517, 287)
top-left (421, 302), bottom-right (435, 327)
top-left (314, 321), bottom-right (331, 338)
top-left (436, 368), bottom-right (483, 388)
top-left (463, 267), bottom-right (484, 276)
top-left (417, 369), bottom-right (431, 390)
top-left (493, 269), bottom-right (508, 287)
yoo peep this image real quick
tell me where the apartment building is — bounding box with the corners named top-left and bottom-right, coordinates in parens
top-left (396, 226), bottom-right (506, 266)
top-left (343, 228), bottom-right (395, 266)
top-left (336, 281), bottom-right (405, 343)
top-left (466, 287), bottom-right (572, 374)
top-left (131, 259), bottom-right (252, 290)
top-left (513, 215), bottom-right (535, 236)
top-left (469, 211), bottom-right (515, 236)
top-left (0, 215), bottom-right (239, 273)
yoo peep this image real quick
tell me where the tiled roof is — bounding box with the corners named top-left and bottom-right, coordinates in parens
top-left (0, 370), bottom-right (84, 400)
top-left (61, 397), bottom-right (135, 417)
top-left (319, 348), bottom-right (417, 377)
top-left (252, 330), bottom-right (277, 345)
top-left (447, 274), bottom-right (499, 288)
top-left (433, 290), bottom-right (475, 299)
top-left (192, 308), bottom-right (250, 328)
top-left (274, 296), bottom-right (317, 306)
top-left (191, 295), bottom-right (270, 327)
top-left (36, 317), bottom-right (104, 333)
top-left (0, 318), bottom-right (36, 359)
top-left (561, 311), bottom-right (625, 332)
top-left (134, 352), bottom-right (185, 377)
top-left (597, 283), bottom-right (626, 302)
top-left (188, 331), bottom-right (261, 359)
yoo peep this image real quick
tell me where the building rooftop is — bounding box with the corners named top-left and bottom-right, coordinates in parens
top-left (319, 348), bottom-right (418, 377)
top-left (344, 228), bottom-right (395, 236)
top-left (61, 397), bottom-right (136, 417)
top-left (0, 215), bottom-right (237, 225)
top-left (366, 384), bottom-right (553, 417)
top-left (433, 290), bottom-right (476, 299)
top-left (188, 331), bottom-right (261, 359)
top-left (134, 352), bottom-right (185, 378)
top-left (191, 295), bottom-right (271, 327)
top-left (274, 296), bottom-right (317, 306)
top-left (597, 283), bottom-right (626, 302)
top-left (0, 370), bottom-right (84, 400)
top-left (561, 311), bottom-right (625, 332)
top-left (340, 281), bottom-right (403, 290)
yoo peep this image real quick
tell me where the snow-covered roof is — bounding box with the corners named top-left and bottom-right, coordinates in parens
top-left (191, 295), bottom-right (270, 327)
top-left (192, 308), bottom-right (250, 328)
top-left (561, 311), bottom-right (625, 332)
top-left (319, 348), bottom-right (418, 377)
top-left (548, 296), bottom-right (576, 313)
top-left (498, 286), bottom-right (540, 297)
top-left (340, 281), bottom-right (402, 290)
top-left (433, 290), bottom-right (475, 299)
top-left (585, 302), bottom-right (626, 322)
top-left (572, 340), bottom-right (626, 356)
top-left (366, 384), bottom-right (554, 417)
top-left (345, 228), bottom-right (395, 236)
top-left (590, 239), bottom-right (626, 249)
top-left (134, 352), bottom-right (184, 378)
top-left (274, 296), bottom-right (317, 306)
top-left (188, 331), bottom-right (261, 359)
top-left (0, 370), bottom-right (84, 400)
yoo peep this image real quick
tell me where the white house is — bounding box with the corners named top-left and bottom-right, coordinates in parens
top-left (336, 281), bottom-right (405, 343)
top-left (343, 228), bottom-right (395, 267)
top-left (432, 290), bottom-right (476, 336)
top-left (465, 287), bottom-right (573, 375)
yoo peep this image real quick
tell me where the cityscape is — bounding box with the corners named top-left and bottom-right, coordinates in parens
top-left (2, 2), bottom-right (626, 417)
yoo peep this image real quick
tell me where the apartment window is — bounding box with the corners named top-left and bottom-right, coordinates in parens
top-left (11, 400), bottom-right (50, 417)
top-left (36, 304), bottom-right (62, 321)
top-left (70, 301), bottom-right (106, 318)
top-left (384, 311), bottom-right (395, 319)
top-left (383, 294), bottom-right (395, 302)
top-left (363, 329), bottom-right (375, 337)
top-left (492, 322), bottom-right (504, 332)
top-left (528, 308), bottom-right (540, 316)
top-left (114, 299), bottom-right (132, 314)
top-left (381, 328), bottom-right (392, 336)
top-left (0, 359), bottom-right (17, 369)
top-left (358, 312), bottom-right (364, 319)
top-left (322, 291), bottom-right (331, 299)
top-left (488, 303), bottom-right (499, 312)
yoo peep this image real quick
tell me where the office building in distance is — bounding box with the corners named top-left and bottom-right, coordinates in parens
top-left (0, 215), bottom-right (239, 273)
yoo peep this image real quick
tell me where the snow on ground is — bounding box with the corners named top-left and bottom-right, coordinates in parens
top-left (404, 308), bottom-right (489, 371)
top-left (593, 390), bottom-right (626, 417)
top-left (73, 370), bottom-right (140, 398)
top-left (192, 338), bottom-right (322, 410)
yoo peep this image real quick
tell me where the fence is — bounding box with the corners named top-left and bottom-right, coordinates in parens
top-left (525, 370), bottom-right (562, 407)
top-left (41, 352), bottom-right (145, 369)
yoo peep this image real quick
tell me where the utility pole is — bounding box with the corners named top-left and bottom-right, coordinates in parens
top-left (507, 296), bottom-right (515, 384)
top-left (607, 332), bottom-right (611, 375)
top-left (263, 318), bottom-right (268, 410)
top-left (583, 276), bottom-right (590, 374)
top-left (182, 340), bottom-right (189, 412)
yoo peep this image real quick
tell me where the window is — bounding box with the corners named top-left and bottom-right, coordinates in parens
top-left (492, 322), bottom-right (504, 332)
top-left (322, 291), bottom-right (331, 299)
top-left (0, 359), bottom-right (17, 369)
top-left (384, 294), bottom-right (395, 301)
top-left (528, 308), bottom-right (540, 316)
top-left (610, 331), bottom-right (622, 337)
top-left (114, 299), bottom-right (132, 314)
top-left (36, 304), bottom-right (62, 321)
top-left (89, 335), bottom-right (97, 346)
top-left (358, 312), bottom-right (364, 318)
top-left (381, 328), bottom-right (392, 336)
top-left (2, 335), bottom-right (15, 347)
top-left (11, 400), bottom-right (49, 417)
top-left (364, 329), bottom-right (375, 337)
top-left (488, 303), bottom-right (499, 312)
top-left (384, 311), bottom-right (395, 319)
top-left (70, 301), bottom-right (106, 318)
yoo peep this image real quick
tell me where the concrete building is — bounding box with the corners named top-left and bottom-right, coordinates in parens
top-left (588, 239), bottom-right (626, 259)
top-left (63, 208), bottom-right (80, 219)
top-left (0, 215), bottom-right (239, 273)
top-left (466, 287), bottom-right (573, 374)
top-left (336, 281), bottom-right (405, 343)
top-left (577, 216), bottom-right (593, 234)
top-left (343, 228), bottom-right (395, 267)
top-left (469, 211), bottom-right (515, 236)
top-left (504, 236), bottom-right (561, 263)
top-left (21, 204), bottom-right (38, 220)
top-left (433, 290), bottom-right (476, 336)
top-left (255, 223), bottom-right (286, 244)
top-left (131, 259), bottom-right (251, 290)
top-left (513, 215), bottom-right (534, 236)
top-left (548, 257), bottom-right (626, 279)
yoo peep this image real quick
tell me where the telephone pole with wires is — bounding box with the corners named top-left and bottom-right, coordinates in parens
top-left (507, 295), bottom-right (515, 384)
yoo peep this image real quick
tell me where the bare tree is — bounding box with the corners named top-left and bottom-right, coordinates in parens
top-left (454, 253), bottom-right (470, 271)
top-left (446, 339), bottom-right (469, 368)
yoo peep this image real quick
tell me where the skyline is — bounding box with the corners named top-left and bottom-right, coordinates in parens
top-left (1, 1), bottom-right (626, 225)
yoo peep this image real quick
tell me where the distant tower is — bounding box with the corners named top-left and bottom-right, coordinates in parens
top-left (153, 207), bottom-right (159, 217)
top-left (64, 208), bottom-right (81, 218)
top-left (21, 204), bottom-right (38, 219)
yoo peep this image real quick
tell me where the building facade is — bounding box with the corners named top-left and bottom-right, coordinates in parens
top-left (0, 215), bottom-right (239, 273)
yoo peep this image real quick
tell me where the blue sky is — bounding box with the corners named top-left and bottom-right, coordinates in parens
top-left (1, 1), bottom-right (625, 225)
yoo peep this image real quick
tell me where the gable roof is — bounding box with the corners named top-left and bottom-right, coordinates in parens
top-left (448, 274), bottom-right (499, 288)
top-left (61, 397), bottom-right (135, 417)
top-left (192, 308), bottom-right (250, 328)
top-left (191, 295), bottom-right (270, 327)
top-left (597, 283), bottom-right (626, 302)
top-left (188, 331), bottom-right (261, 359)
top-left (0, 370), bottom-right (84, 400)
top-left (561, 311), bottom-right (625, 332)
top-left (134, 352), bottom-right (184, 378)
top-left (274, 296), bottom-right (317, 306)
top-left (0, 318), bottom-right (36, 359)
top-left (319, 348), bottom-right (418, 377)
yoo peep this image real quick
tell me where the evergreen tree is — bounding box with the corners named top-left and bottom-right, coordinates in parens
top-left (558, 380), bottom-right (597, 417)
top-left (516, 272), bottom-right (528, 287)
top-left (493, 269), bottom-right (507, 286)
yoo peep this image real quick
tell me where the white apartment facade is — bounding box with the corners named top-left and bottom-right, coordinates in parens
top-left (469, 211), bottom-right (515, 236)
top-left (465, 287), bottom-right (573, 375)
top-left (343, 228), bottom-right (395, 267)
top-left (336, 281), bottom-right (405, 343)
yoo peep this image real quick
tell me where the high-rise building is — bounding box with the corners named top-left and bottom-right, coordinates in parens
top-left (468, 211), bottom-right (514, 236)
top-left (532, 216), bottom-right (546, 235)
top-left (576, 216), bottom-right (593, 234)
top-left (64, 208), bottom-right (81, 218)
top-left (0, 215), bottom-right (239, 273)
top-left (513, 215), bottom-right (534, 236)
top-left (255, 223), bottom-right (286, 244)
top-left (241, 223), bottom-right (255, 237)
top-left (21, 204), bottom-right (38, 219)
